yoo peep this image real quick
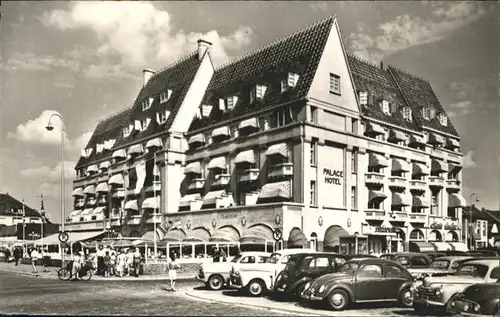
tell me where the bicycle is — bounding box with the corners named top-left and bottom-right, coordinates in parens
top-left (58, 261), bottom-right (93, 281)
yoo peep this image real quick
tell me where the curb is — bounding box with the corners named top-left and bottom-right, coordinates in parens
top-left (0, 269), bottom-right (57, 279)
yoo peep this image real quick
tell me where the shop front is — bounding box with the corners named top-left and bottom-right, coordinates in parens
top-left (361, 223), bottom-right (402, 254)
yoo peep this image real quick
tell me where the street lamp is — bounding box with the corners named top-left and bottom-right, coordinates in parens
top-left (45, 112), bottom-right (65, 269)
top-left (468, 193), bottom-right (479, 251)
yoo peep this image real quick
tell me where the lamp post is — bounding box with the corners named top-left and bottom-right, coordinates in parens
top-left (45, 112), bottom-right (65, 269)
top-left (469, 193), bottom-right (479, 251)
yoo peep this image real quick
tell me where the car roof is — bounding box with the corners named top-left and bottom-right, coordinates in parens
top-left (272, 249), bottom-right (317, 256)
top-left (393, 252), bottom-right (430, 257)
top-left (290, 252), bottom-right (342, 258)
top-left (240, 252), bottom-right (271, 256)
top-left (432, 256), bottom-right (474, 261)
top-left (347, 258), bottom-right (397, 265)
top-left (460, 259), bottom-right (500, 265)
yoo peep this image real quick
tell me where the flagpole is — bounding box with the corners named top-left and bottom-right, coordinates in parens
top-left (153, 152), bottom-right (157, 261)
top-left (22, 199), bottom-right (26, 257)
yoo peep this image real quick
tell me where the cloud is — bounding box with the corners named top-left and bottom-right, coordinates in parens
top-left (463, 150), bottom-right (477, 168)
top-left (21, 161), bottom-right (76, 182)
top-left (346, 2), bottom-right (486, 62)
top-left (43, 2), bottom-right (254, 71)
top-left (448, 100), bottom-right (473, 115)
top-left (2, 52), bottom-right (80, 72)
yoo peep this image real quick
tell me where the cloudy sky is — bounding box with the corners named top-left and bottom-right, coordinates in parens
top-left (1, 1), bottom-right (498, 222)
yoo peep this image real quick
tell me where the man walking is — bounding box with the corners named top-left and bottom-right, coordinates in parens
top-left (14, 247), bottom-right (22, 266)
top-left (133, 247), bottom-right (141, 278)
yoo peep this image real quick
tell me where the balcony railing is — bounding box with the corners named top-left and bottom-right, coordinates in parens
top-left (408, 213), bottom-right (427, 223)
top-left (238, 169), bottom-right (260, 183)
top-left (365, 173), bottom-right (385, 186)
top-left (389, 211), bottom-right (408, 222)
top-left (364, 209), bottom-right (385, 220)
top-left (446, 179), bottom-right (460, 192)
top-left (187, 178), bottom-right (205, 191)
top-left (428, 176), bottom-right (444, 188)
top-left (268, 163), bottom-right (294, 179)
top-left (112, 188), bottom-right (125, 198)
top-left (212, 174), bottom-right (231, 187)
top-left (388, 176), bottom-right (407, 189)
top-left (409, 180), bottom-right (426, 192)
top-left (146, 213), bottom-right (162, 224)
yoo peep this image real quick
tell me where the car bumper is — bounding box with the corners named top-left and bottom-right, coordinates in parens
top-left (414, 297), bottom-right (446, 307)
top-left (228, 275), bottom-right (243, 289)
top-left (301, 293), bottom-right (323, 301)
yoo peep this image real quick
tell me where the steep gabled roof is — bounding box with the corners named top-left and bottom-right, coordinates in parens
top-left (188, 16), bottom-right (335, 131)
top-left (0, 193), bottom-right (40, 217)
top-left (388, 66), bottom-right (459, 137)
top-left (347, 54), bottom-right (420, 132)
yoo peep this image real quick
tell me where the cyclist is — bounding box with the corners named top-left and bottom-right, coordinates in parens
top-left (71, 251), bottom-right (85, 280)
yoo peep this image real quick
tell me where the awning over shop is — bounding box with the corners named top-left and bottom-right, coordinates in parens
top-left (144, 138), bottom-right (162, 149)
top-left (409, 241), bottom-right (435, 253)
top-left (96, 182), bottom-right (109, 193)
top-left (0, 225), bottom-right (17, 237)
top-left (429, 133), bottom-right (445, 145)
top-left (209, 226), bottom-right (240, 243)
top-left (112, 149), bottom-right (127, 159)
top-left (448, 193), bottom-right (467, 208)
top-left (86, 165), bottom-right (98, 173)
top-left (368, 153), bottom-right (389, 168)
top-left (412, 196), bottom-right (429, 208)
top-left (81, 208), bottom-right (93, 215)
top-left (391, 193), bottom-right (411, 206)
top-left (365, 122), bottom-right (385, 135)
top-left (180, 193), bottom-right (202, 204)
top-left (446, 138), bottom-right (460, 149)
top-left (211, 126), bottom-right (230, 138)
top-left (207, 156), bottom-right (226, 170)
top-left (238, 117), bottom-right (259, 131)
top-left (142, 196), bottom-right (160, 209)
top-left (389, 129), bottom-right (407, 142)
top-left (141, 231), bottom-right (160, 242)
top-left (35, 230), bottom-right (105, 245)
top-left (323, 225), bottom-right (350, 250)
top-left (448, 242), bottom-right (468, 252)
top-left (159, 228), bottom-right (187, 244)
top-left (70, 210), bottom-right (82, 217)
top-left (368, 190), bottom-right (387, 203)
top-left (202, 190), bottom-right (226, 205)
top-left (83, 185), bottom-right (96, 195)
top-left (431, 242), bottom-right (451, 252)
top-left (108, 174), bottom-right (124, 186)
top-left (128, 144), bottom-right (144, 155)
top-left (409, 134), bottom-right (426, 146)
top-left (188, 133), bottom-right (206, 145)
top-left (184, 161), bottom-right (202, 175)
top-left (412, 163), bottom-right (430, 176)
top-left (72, 187), bottom-right (84, 197)
top-left (431, 159), bottom-right (448, 173)
top-left (448, 163), bottom-right (462, 174)
top-left (99, 161), bottom-right (110, 170)
top-left (258, 181), bottom-right (291, 201)
top-left (288, 228), bottom-right (308, 248)
top-left (265, 143), bottom-right (288, 158)
top-left (392, 158), bottom-right (410, 172)
top-left (234, 149), bottom-right (256, 165)
top-left (124, 200), bottom-right (138, 211)
top-left (93, 206), bottom-right (105, 215)
top-left (240, 225), bottom-right (274, 244)
top-left (184, 227), bottom-right (211, 242)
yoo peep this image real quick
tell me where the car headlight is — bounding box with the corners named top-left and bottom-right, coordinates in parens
top-left (304, 282), bottom-right (311, 290)
top-left (473, 304), bottom-right (480, 312)
top-left (450, 301), bottom-right (456, 307)
top-left (433, 285), bottom-right (443, 295)
top-left (463, 304), bottom-right (469, 312)
top-left (318, 285), bottom-right (325, 294)
top-left (282, 284), bottom-right (287, 289)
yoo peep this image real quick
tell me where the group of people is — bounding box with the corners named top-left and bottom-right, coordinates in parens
top-left (29, 247), bottom-right (51, 274)
top-left (74, 245), bottom-right (143, 278)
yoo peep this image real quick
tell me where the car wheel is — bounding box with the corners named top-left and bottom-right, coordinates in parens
top-left (247, 279), bottom-right (265, 297)
top-left (398, 287), bottom-right (413, 308)
top-left (295, 283), bottom-right (307, 300)
top-left (327, 289), bottom-right (349, 311)
top-left (207, 275), bottom-right (224, 291)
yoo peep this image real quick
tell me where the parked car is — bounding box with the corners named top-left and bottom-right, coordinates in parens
top-left (447, 282), bottom-right (500, 316)
top-left (410, 256), bottom-right (474, 280)
top-left (196, 251), bottom-right (270, 290)
top-left (301, 258), bottom-right (414, 311)
top-left (466, 249), bottom-right (500, 257)
top-left (345, 254), bottom-right (377, 260)
top-left (412, 259), bottom-right (500, 315)
top-left (274, 252), bottom-right (347, 299)
top-left (229, 249), bottom-right (316, 297)
top-left (424, 252), bottom-right (446, 261)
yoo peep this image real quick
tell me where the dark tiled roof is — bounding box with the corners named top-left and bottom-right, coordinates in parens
top-left (0, 193), bottom-right (40, 217)
top-left (388, 66), bottom-right (459, 137)
top-left (347, 54), bottom-right (420, 132)
top-left (188, 16), bottom-right (335, 131)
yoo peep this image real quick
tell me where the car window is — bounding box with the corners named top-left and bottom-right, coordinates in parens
top-left (358, 265), bottom-right (382, 277)
top-left (268, 253), bottom-right (281, 264)
top-left (307, 257), bottom-right (330, 269)
top-left (280, 255), bottom-right (290, 264)
top-left (257, 256), bottom-right (268, 264)
top-left (429, 260), bottom-right (449, 269)
top-left (339, 263), bottom-right (358, 274)
top-left (410, 256), bottom-right (428, 267)
top-left (240, 256), bottom-right (256, 264)
top-left (331, 257), bottom-right (346, 267)
top-left (396, 256), bottom-right (410, 266)
top-left (385, 265), bottom-right (405, 278)
top-left (231, 255), bottom-right (242, 263)
top-left (450, 261), bottom-right (461, 270)
top-left (380, 254), bottom-right (393, 260)
top-left (456, 264), bottom-right (488, 278)
top-left (284, 257), bottom-right (299, 272)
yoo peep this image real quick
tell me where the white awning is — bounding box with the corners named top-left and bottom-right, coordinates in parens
top-left (265, 143), bottom-right (288, 158)
top-left (238, 117), bottom-right (259, 131)
top-left (124, 200), bottom-right (138, 211)
top-left (81, 208), bottom-right (93, 215)
top-left (409, 135), bottom-right (425, 145)
top-left (429, 133), bottom-right (445, 145)
top-left (188, 133), bottom-right (206, 145)
top-left (389, 129), bottom-right (407, 142)
top-left (72, 187), bottom-right (84, 197)
top-left (258, 181), bottom-right (292, 200)
top-left (202, 190), bottom-right (226, 205)
top-left (207, 156), bottom-right (226, 170)
top-left (412, 196), bottom-right (429, 208)
top-left (112, 149), bottom-right (127, 159)
top-left (96, 182), bottom-right (109, 193)
top-left (391, 193), bottom-right (411, 206)
top-left (368, 153), bottom-right (389, 168)
top-left (184, 161), bottom-right (202, 175)
top-left (368, 190), bottom-right (387, 203)
top-left (180, 193), bottom-right (201, 204)
top-left (449, 193), bottom-right (467, 208)
top-left (83, 185), bottom-right (96, 195)
top-left (99, 161), bottom-right (110, 170)
top-left (128, 144), bottom-right (144, 155)
top-left (70, 210), bottom-right (82, 217)
top-left (86, 165), bottom-right (98, 173)
top-left (108, 174), bottom-right (124, 185)
top-left (365, 122), bottom-right (385, 135)
top-left (431, 159), bottom-right (448, 173)
top-left (446, 138), bottom-right (460, 149)
top-left (234, 149), bottom-right (256, 165)
top-left (35, 230), bottom-right (105, 245)
top-left (448, 242), bottom-right (468, 252)
top-left (392, 158), bottom-right (410, 172)
top-left (448, 163), bottom-right (462, 174)
top-left (211, 126), bottom-right (230, 138)
top-left (412, 163), bottom-right (430, 176)
top-left (93, 206), bottom-right (105, 215)
top-left (142, 196), bottom-right (160, 209)
top-left (145, 138), bottom-right (163, 149)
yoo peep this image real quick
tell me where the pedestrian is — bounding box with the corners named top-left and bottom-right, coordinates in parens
top-left (42, 248), bottom-right (50, 272)
top-left (96, 245), bottom-right (105, 276)
top-left (72, 251), bottom-right (83, 281)
top-left (133, 247), bottom-right (141, 278)
top-left (110, 250), bottom-right (117, 276)
top-left (103, 251), bottom-right (111, 278)
top-left (167, 255), bottom-right (180, 292)
top-left (13, 246), bottom-right (21, 266)
top-left (4, 247), bottom-right (11, 263)
top-left (117, 249), bottom-right (126, 278)
top-left (30, 247), bottom-right (40, 274)
top-left (126, 249), bottom-right (134, 276)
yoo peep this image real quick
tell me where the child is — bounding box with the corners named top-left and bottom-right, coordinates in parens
top-left (168, 255), bottom-right (180, 292)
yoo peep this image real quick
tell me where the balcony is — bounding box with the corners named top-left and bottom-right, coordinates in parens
top-left (408, 213), bottom-right (427, 223)
top-left (98, 174), bottom-right (109, 183)
top-left (145, 181), bottom-right (161, 193)
top-left (268, 163), bottom-right (294, 179)
top-left (187, 178), bottom-right (205, 191)
top-left (428, 176), bottom-right (444, 188)
top-left (75, 201), bottom-right (85, 208)
top-left (112, 188), bottom-right (125, 198)
top-left (126, 188), bottom-right (137, 196)
top-left (364, 209), bottom-right (385, 221)
top-left (446, 179), bottom-right (460, 192)
top-left (212, 174), bottom-right (231, 187)
top-left (388, 176), bottom-right (407, 189)
top-left (365, 173), bottom-right (385, 186)
top-left (127, 215), bottom-right (141, 225)
top-left (146, 213), bottom-right (162, 224)
top-left (409, 180), bottom-right (426, 192)
top-left (389, 211), bottom-right (408, 222)
top-left (86, 199), bottom-right (96, 207)
top-left (238, 169), bottom-right (260, 183)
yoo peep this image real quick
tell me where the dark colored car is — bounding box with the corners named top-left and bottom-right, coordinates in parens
top-left (380, 252), bottom-right (432, 269)
top-left (466, 250), bottom-right (500, 257)
top-left (345, 254), bottom-right (377, 260)
top-left (424, 252), bottom-right (446, 261)
top-left (274, 252), bottom-right (347, 299)
top-left (447, 282), bottom-right (500, 316)
top-left (301, 258), bottom-right (414, 311)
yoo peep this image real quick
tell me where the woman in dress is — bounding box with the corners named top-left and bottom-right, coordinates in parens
top-left (168, 255), bottom-right (180, 292)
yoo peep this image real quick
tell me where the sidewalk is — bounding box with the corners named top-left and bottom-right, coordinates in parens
top-left (0, 261), bottom-right (194, 281)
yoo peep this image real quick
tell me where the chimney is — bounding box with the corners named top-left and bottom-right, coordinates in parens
top-left (380, 61), bottom-right (384, 70)
top-left (197, 39), bottom-right (212, 61)
top-left (142, 69), bottom-right (155, 86)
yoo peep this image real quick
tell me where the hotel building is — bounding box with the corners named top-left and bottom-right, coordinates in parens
top-left (67, 16), bottom-right (467, 256)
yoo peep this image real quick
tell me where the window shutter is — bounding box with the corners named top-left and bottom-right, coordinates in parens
top-left (146, 117), bottom-right (151, 128)
top-left (167, 89), bottom-right (172, 99)
top-left (232, 96), bottom-right (239, 107)
top-left (156, 112), bottom-right (161, 124)
top-left (134, 120), bottom-right (141, 130)
top-left (81, 149), bottom-right (87, 157)
top-left (219, 98), bottom-right (225, 111)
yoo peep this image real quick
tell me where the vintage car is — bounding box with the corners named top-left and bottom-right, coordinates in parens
top-left (273, 252), bottom-right (347, 299)
top-left (196, 251), bottom-right (270, 290)
top-left (410, 256), bottom-right (474, 279)
top-left (447, 282), bottom-right (500, 316)
top-left (345, 254), bottom-right (378, 260)
top-left (301, 258), bottom-right (414, 311)
top-left (229, 249), bottom-right (316, 296)
top-left (412, 259), bottom-right (500, 315)
top-left (380, 252), bottom-right (432, 269)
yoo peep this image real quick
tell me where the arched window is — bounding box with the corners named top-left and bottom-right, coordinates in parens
top-left (410, 229), bottom-right (424, 240)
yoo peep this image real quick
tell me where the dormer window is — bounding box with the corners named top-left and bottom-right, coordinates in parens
top-left (430, 108), bottom-right (436, 119)
top-left (140, 118), bottom-right (151, 131)
top-left (250, 85), bottom-right (267, 103)
top-left (402, 107), bottom-right (412, 122)
top-left (381, 100), bottom-right (390, 115)
top-left (359, 91), bottom-right (368, 105)
top-left (104, 139), bottom-right (116, 150)
top-left (159, 89), bottom-right (172, 104)
top-left (96, 143), bottom-right (104, 154)
top-left (200, 104), bottom-right (212, 118)
top-left (157, 110), bottom-right (170, 124)
top-left (219, 95), bottom-right (238, 111)
top-left (141, 97), bottom-right (153, 111)
top-left (422, 107), bottom-right (430, 120)
top-left (281, 73), bottom-right (300, 92)
top-left (329, 73), bottom-right (341, 95)
top-left (122, 125), bottom-right (132, 138)
top-left (81, 148), bottom-right (93, 158)
top-left (438, 113), bottom-right (448, 126)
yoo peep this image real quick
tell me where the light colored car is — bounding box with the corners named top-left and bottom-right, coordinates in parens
top-left (412, 259), bottom-right (500, 315)
top-left (409, 256), bottom-right (474, 279)
top-left (196, 252), bottom-right (270, 290)
top-left (229, 248), bottom-right (316, 297)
